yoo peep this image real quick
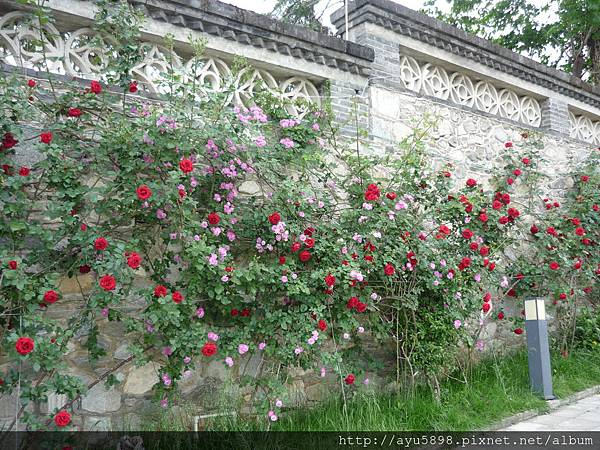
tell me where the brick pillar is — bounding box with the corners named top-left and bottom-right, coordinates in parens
top-left (540, 98), bottom-right (570, 136)
top-left (328, 79), bottom-right (369, 139)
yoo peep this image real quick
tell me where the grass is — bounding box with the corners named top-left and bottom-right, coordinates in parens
top-left (200, 348), bottom-right (600, 431)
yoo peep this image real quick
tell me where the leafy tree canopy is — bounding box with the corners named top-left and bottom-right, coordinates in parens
top-left (424, 0), bottom-right (600, 84)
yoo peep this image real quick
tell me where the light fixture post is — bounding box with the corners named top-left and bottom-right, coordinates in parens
top-left (524, 297), bottom-right (555, 400)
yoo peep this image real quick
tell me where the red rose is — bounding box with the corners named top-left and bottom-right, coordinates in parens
top-left (129, 81), bottom-right (138, 93)
top-left (356, 302), bottom-right (367, 313)
top-left (581, 175), bottom-right (589, 182)
top-left (559, 293), bottom-right (567, 300)
top-left (291, 242), bottom-right (301, 253)
top-left (507, 208), bottom-right (520, 218)
top-left (479, 213), bottom-right (488, 223)
top-left (522, 157), bottom-right (530, 165)
top-left (514, 328), bottom-right (523, 335)
top-left (279, 256), bottom-right (286, 265)
top-left (304, 238), bottom-right (315, 248)
top-left (230, 308), bottom-right (239, 316)
top-left (513, 169), bottom-right (522, 176)
top-left (504, 142), bottom-right (513, 148)
top-left (384, 263), bottom-right (395, 276)
top-left (492, 200), bottom-right (502, 210)
top-left (502, 194), bottom-right (511, 204)
top-left (386, 192), bottom-right (397, 200)
top-left (18, 167), bottom-right (30, 176)
top-left (575, 227), bottom-right (585, 236)
top-left (43, 290), bottom-right (59, 304)
top-left (593, 205), bottom-right (599, 212)
top-left (90, 80), bottom-right (102, 94)
top-left (136, 185), bottom-right (152, 200)
top-left (79, 264), bottom-right (91, 274)
top-left (459, 257), bottom-right (471, 270)
top-left (67, 108), bottom-right (82, 117)
top-left (479, 246), bottom-right (489, 256)
top-left (207, 212), bottom-right (220, 225)
top-left (2, 164), bottom-right (13, 175)
top-left (1, 133), bottom-right (18, 150)
top-left (27, 79), bottom-right (36, 88)
top-left (530, 224), bottom-right (539, 234)
top-left (346, 296), bottom-right (359, 309)
top-left (99, 275), bottom-right (116, 291)
top-left (268, 212), bottom-right (281, 225)
top-left (573, 260), bottom-right (582, 270)
top-left (179, 159), bottom-right (193, 173)
top-left (40, 132), bottom-right (53, 144)
top-left (8, 260), bottom-right (17, 270)
top-left (202, 342), bottom-right (217, 357)
top-left (299, 250), bottom-right (311, 262)
top-left (497, 311), bottom-right (505, 320)
top-left (344, 374), bottom-right (355, 385)
top-left (499, 216), bottom-right (509, 225)
top-left (127, 252), bottom-right (141, 269)
top-left (318, 320), bottom-right (327, 331)
top-left (461, 229), bottom-right (473, 239)
top-left (506, 178), bottom-right (514, 185)
top-left (324, 273), bottom-right (336, 287)
top-left (482, 303), bottom-right (491, 313)
top-left (483, 292), bottom-right (492, 303)
top-left (54, 410), bottom-right (71, 427)
top-left (364, 183), bottom-right (380, 201)
top-left (15, 337), bottom-right (34, 355)
top-left (154, 285), bottom-right (168, 297)
top-left (241, 308), bottom-right (251, 317)
top-left (466, 178), bottom-right (477, 187)
top-left (488, 262), bottom-right (496, 271)
top-left (94, 237), bottom-right (108, 251)
top-left (549, 261), bottom-right (560, 271)
top-left (172, 291), bottom-right (184, 304)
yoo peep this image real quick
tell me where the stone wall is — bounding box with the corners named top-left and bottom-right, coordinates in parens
top-left (1, 0), bottom-right (599, 431)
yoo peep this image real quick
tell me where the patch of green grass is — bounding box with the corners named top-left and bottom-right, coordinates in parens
top-left (144, 349), bottom-right (600, 432)
top-left (202, 349), bottom-right (600, 432)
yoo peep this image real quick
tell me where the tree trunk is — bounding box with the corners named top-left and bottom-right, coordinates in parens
top-left (587, 34), bottom-right (600, 84)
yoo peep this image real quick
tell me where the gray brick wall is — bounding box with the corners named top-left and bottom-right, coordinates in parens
top-left (540, 98), bottom-right (571, 135)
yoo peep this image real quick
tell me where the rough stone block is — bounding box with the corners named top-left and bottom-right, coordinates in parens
top-left (123, 362), bottom-right (159, 395)
top-left (82, 383), bottom-right (122, 413)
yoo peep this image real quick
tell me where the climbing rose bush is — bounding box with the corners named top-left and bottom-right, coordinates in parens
top-left (0, 4), bottom-right (598, 430)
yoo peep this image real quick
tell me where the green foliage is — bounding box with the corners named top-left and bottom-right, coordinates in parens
top-left (574, 307), bottom-right (600, 350)
top-left (424, 0), bottom-right (600, 84)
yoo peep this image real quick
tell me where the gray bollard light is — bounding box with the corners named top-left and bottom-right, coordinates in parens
top-left (524, 297), bottom-right (555, 400)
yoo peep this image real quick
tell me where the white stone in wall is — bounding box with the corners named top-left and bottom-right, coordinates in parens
top-left (123, 362), bottom-right (159, 395)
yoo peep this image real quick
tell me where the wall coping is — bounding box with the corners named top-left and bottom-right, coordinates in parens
top-left (126, 0), bottom-right (374, 76)
top-left (331, 0), bottom-right (600, 109)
